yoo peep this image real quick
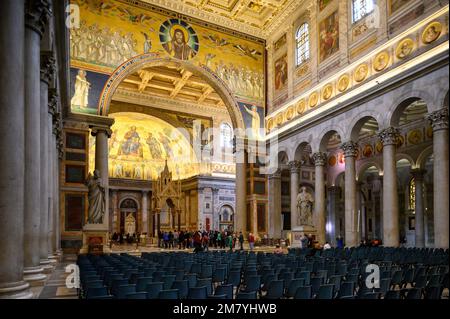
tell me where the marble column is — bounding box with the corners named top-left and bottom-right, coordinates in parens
top-left (411, 169), bottom-right (426, 248)
top-left (47, 89), bottom-right (58, 259)
top-left (142, 191), bottom-right (148, 235)
top-left (91, 127), bottom-right (112, 230)
top-left (111, 190), bottom-right (119, 233)
top-left (268, 170), bottom-right (282, 238)
top-left (427, 108), bottom-right (449, 248)
top-left (39, 51), bottom-right (55, 272)
top-left (378, 127), bottom-right (400, 247)
top-left (327, 186), bottom-right (339, 245)
top-left (341, 141), bottom-right (359, 247)
top-left (0, 0), bottom-right (33, 299)
top-left (23, 0), bottom-right (51, 284)
top-left (289, 161), bottom-right (301, 230)
top-left (55, 127), bottom-right (63, 254)
top-left (235, 148), bottom-right (247, 233)
top-left (312, 152), bottom-right (327, 244)
top-left (185, 191), bottom-right (190, 231)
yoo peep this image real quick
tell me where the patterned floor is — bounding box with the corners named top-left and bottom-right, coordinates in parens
top-left (37, 255), bottom-right (78, 299)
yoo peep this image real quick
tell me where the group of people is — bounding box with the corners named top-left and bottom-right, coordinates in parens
top-left (111, 232), bottom-right (142, 245)
top-left (157, 229), bottom-right (257, 253)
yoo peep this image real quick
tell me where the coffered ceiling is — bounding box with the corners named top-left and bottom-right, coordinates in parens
top-left (139, 0), bottom-right (299, 38)
top-left (117, 64), bottom-right (226, 108)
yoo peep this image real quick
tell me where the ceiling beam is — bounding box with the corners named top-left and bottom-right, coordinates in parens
top-left (170, 70), bottom-right (193, 98)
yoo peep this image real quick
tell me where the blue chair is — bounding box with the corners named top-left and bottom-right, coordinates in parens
top-left (197, 278), bottom-right (213, 296)
top-left (200, 265), bottom-right (213, 279)
top-left (310, 277), bottom-right (323, 296)
top-left (83, 280), bottom-right (104, 290)
top-left (113, 284), bottom-right (136, 299)
top-left (384, 290), bottom-right (400, 299)
top-left (208, 294), bottom-right (227, 299)
top-left (215, 284), bottom-right (233, 299)
top-left (88, 295), bottom-right (113, 299)
top-left (404, 288), bottom-right (422, 299)
top-left (126, 292), bottom-right (148, 299)
top-left (85, 287), bottom-right (108, 299)
top-left (263, 280), bottom-right (284, 299)
top-left (424, 286), bottom-right (443, 299)
top-left (390, 270), bottom-right (403, 289)
top-left (337, 282), bottom-right (355, 298)
top-left (111, 279), bottom-right (130, 293)
top-left (188, 286), bottom-right (207, 299)
top-left (146, 282), bottom-right (163, 299)
top-left (236, 291), bottom-right (257, 299)
top-left (296, 271), bottom-right (311, 286)
top-left (172, 280), bottom-right (189, 299)
top-left (212, 267), bottom-right (226, 286)
top-left (158, 289), bottom-right (179, 299)
top-left (286, 279), bottom-right (304, 298)
top-left (184, 273), bottom-right (197, 288)
top-left (294, 286), bottom-right (311, 299)
top-left (242, 275), bottom-right (261, 294)
top-left (136, 277), bottom-right (153, 292)
top-left (227, 270), bottom-right (241, 289)
top-left (359, 292), bottom-right (380, 299)
top-left (162, 275), bottom-right (176, 290)
top-left (315, 284), bottom-right (334, 299)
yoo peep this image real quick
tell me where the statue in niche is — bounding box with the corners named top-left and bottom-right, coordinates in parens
top-left (243, 104), bottom-right (261, 140)
top-left (296, 186), bottom-right (314, 226)
top-left (85, 170), bottom-right (105, 224)
top-left (71, 69), bottom-right (90, 109)
top-left (125, 213), bottom-right (136, 236)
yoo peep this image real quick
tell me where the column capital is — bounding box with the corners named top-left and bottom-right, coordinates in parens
top-left (312, 152), bottom-right (327, 166)
top-left (327, 185), bottom-right (340, 193)
top-left (268, 169), bottom-right (282, 179)
top-left (40, 51), bottom-right (56, 85)
top-left (91, 126), bottom-right (113, 138)
top-left (25, 0), bottom-right (52, 37)
top-left (427, 108), bottom-right (448, 131)
top-left (340, 141), bottom-right (359, 158)
top-left (48, 88), bottom-right (58, 115)
top-left (410, 169), bottom-right (427, 181)
top-left (377, 127), bottom-right (400, 146)
top-left (288, 160), bottom-right (301, 173)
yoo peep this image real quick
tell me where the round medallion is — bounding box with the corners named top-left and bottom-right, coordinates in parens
top-left (375, 141), bottom-right (383, 153)
top-left (328, 155), bottom-right (337, 167)
top-left (354, 63), bottom-right (369, 82)
top-left (396, 134), bottom-right (405, 148)
top-left (322, 84), bottom-right (333, 100)
top-left (395, 38), bottom-right (414, 59)
top-left (285, 106), bottom-right (294, 120)
top-left (275, 113), bottom-right (283, 126)
top-left (362, 144), bottom-right (373, 158)
top-left (407, 129), bottom-right (423, 145)
top-left (309, 92), bottom-right (319, 108)
top-left (373, 51), bottom-right (390, 72)
top-left (337, 74), bottom-right (350, 92)
top-left (422, 21), bottom-right (442, 44)
top-left (296, 99), bottom-right (306, 114)
top-left (266, 118), bottom-right (274, 131)
top-left (159, 19), bottom-right (199, 60)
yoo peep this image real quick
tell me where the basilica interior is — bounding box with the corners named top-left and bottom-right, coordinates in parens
top-left (0, 0), bottom-right (448, 300)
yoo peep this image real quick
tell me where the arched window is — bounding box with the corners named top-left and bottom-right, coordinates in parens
top-left (352, 0), bottom-right (374, 23)
top-left (409, 177), bottom-right (416, 212)
top-left (220, 123), bottom-right (233, 149)
top-left (295, 23), bottom-right (309, 66)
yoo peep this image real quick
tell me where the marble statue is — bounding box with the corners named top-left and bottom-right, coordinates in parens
top-left (71, 69), bottom-right (90, 109)
top-left (85, 170), bottom-right (105, 224)
top-left (296, 186), bottom-right (314, 226)
top-left (243, 104), bottom-right (261, 140)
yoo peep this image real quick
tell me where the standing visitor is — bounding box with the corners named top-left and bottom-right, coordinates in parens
top-left (248, 232), bottom-right (255, 251)
top-left (238, 232), bottom-right (244, 250)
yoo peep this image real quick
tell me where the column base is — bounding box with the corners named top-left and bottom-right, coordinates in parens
top-left (0, 281), bottom-right (34, 299)
top-left (23, 266), bottom-right (47, 287)
top-left (40, 259), bottom-right (54, 274)
top-left (290, 226), bottom-right (317, 248)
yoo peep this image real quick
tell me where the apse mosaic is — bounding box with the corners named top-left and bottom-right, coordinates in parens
top-left (69, 0), bottom-right (265, 110)
top-left (89, 112), bottom-right (199, 180)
